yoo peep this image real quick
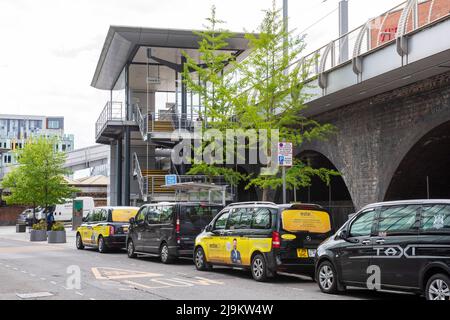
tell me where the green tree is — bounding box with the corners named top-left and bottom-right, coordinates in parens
top-left (182, 3), bottom-right (339, 202)
top-left (1, 137), bottom-right (79, 218)
top-left (238, 2), bottom-right (338, 200)
top-left (182, 6), bottom-right (246, 187)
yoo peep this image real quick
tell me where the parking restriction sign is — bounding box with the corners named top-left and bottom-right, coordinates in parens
top-left (278, 142), bottom-right (293, 167)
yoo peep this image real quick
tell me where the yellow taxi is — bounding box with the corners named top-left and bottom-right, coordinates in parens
top-left (76, 206), bottom-right (139, 253)
top-left (194, 202), bottom-right (333, 281)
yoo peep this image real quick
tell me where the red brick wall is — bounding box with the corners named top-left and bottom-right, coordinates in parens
top-left (0, 206), bottom-right (27, 226)
top-left (369, 0), bottom-right (450, 48)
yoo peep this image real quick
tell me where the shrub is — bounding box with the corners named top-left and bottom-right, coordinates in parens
top-left (32, 220), bottom-right (47, 231)
top-left (51, 222), bottom-right (65, 232)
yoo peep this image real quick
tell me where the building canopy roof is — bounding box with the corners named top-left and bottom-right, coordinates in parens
top-left (91, 26), bottom-right (252, 90)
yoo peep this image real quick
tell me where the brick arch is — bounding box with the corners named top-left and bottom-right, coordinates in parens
top-left (383, 118), bottom-right (450, 201)
top-left (295, 148), bottom-right (355, 208)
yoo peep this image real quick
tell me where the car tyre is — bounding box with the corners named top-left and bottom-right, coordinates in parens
top-left (76, 233), bottom-right (84, 250)
top-left (127, 239), bottom-right (137, 258)
top-left (426, 273), bottom-right (450, 301)
top-left (251, 254), bottom-right (268, 282)
top-left (160, 242), bottom-right (175, 264)
top-left (98, 236), bottom-right (108, 253)
top-left (194, 247), bottom-right (212, 271)
top-left (317, 261), bottom-right (339, 294)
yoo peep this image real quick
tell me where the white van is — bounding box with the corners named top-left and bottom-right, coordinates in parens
top-left (54, 197), bottom-right (95, 221)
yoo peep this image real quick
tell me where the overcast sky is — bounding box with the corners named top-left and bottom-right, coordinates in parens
top-left (0, 0), bottom-right (400, 149)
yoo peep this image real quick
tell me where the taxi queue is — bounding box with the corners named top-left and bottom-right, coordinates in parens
top-left (75, 201), bottom-right (332, 282)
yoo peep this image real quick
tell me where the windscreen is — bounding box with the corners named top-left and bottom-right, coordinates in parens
top-left (281, 209), bottom-right (331, 233)
top-left (111, 208), bottom-right (139, 223)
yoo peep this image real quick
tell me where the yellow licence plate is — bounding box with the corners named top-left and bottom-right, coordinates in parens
top-left (297, 248), bottom-right (308, 258)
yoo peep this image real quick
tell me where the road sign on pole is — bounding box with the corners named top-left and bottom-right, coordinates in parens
top-left (278, 142), bottom-right (293, 204)
top-left (278, 142), bottom-right (293, 167)
top-left (165, 174), bottom-right (178, 186)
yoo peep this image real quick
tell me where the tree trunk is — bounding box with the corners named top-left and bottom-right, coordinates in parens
top-left (262, 188), bottom-right (269, 201)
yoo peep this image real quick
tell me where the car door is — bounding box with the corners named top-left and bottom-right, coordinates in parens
top-left (371, 204), bottom-right (421, 289)
top-left (416, 204), bottom-right (450, 283)
top-left (337, 207), bottom-right (378, 285)
top-left (83, 210), bottom-right (98, 245)
top-left (133, 206), bottom-right (148, 252)
top-left (92, 208), bottom-right (108, 243)
top-left (227, 207), bottom-right (252, 266)
top-left (157, 204), bottom-right (175, 246)
top-left (206, 210), bottom-right (231, 263)
top-left (143, 206), bottom-right (160, 253)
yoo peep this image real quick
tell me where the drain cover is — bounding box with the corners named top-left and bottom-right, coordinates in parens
top-left (16, 292), bottom-right (54, 299)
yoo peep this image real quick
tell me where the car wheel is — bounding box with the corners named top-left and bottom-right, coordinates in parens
top-left (426, 273), bottom-right (450, 301)
top-left (251, 254), bottom-right (268, 282)
top-left (127, 239), bottom-right (136, 258)
top-left (194, 247), bottom-right (212, 271)
top-left (160, 243), bottom-right (174, 264)
top-left (317, 261), bottom-right (338, 294)
top-left (76, 233), bottom-right (84, 250)
top-left (98, 236), bottom-right (108, 253)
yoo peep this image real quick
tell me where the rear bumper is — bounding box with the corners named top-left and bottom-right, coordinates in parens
top-left (265, 252), bottom-right (316, 277)
top-left (104, 235), bottom-right (127, 249)
top-left (168, 245), bottom-right (194, 258)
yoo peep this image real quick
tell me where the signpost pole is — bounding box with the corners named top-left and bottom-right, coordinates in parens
top-left (282, 166), bottom-right (287, 204)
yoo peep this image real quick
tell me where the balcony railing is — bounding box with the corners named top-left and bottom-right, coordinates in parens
top-left (95, 101), bottom-right (126, 138)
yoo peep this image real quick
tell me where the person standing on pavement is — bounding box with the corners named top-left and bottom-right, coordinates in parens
top-left (46, 210), bottom-right (55, 231)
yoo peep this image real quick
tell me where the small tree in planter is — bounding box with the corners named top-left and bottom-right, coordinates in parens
top-left (48, 222), bottom-right (66, 244)
top-left (30, 220), bottom-right (47, 242)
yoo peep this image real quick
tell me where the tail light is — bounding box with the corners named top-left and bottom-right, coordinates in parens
top-left (176, 218), bottom-right (180, 233)
top-left (109, 226), bottom-right (115, 236)
top-left (272, 231), bottom-right (281, 249)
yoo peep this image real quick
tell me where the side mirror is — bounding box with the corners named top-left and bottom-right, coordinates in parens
top-left (82, 217), bottom-right (86, 222)
top-left (129, 217), bottom-right (135, 225)
top-left (338, 229), bottom-right (349, 240)
top-left (205, 224), bottom-right (213, 232)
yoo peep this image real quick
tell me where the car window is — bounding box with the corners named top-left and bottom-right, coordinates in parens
top-left (349, 209), bottom-right (377, 237)
top-left (251, 208), bottom-right (272, 229)
top-left (377, 205), bottom-right (419, 236)
top-left (238, 209), bottom-right (253, 229)
top-left (90, 209), bottom-right (103, 222)
top-left (421, 204), bottom-right (450, 234)
top-left (227, 209), bottom-right (243, 230)
top-left (182, 205), bottom-right (221, 226)
top-left (146, 207), bottom-right (160, 224)
top-left (100, 209), bottom-right (108, 222)
top-left (214, 211), bottom-right (230, 230)
top-left (159, 206), bottom-right (174, 224)
top-left (135, 207), bottom-right (147, 223)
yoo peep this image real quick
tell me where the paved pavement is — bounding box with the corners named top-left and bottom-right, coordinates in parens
top-left (0, 226), bottom-right (421, 300)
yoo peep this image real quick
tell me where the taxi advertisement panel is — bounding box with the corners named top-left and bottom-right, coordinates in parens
top-left (281, 210), bottom-right (331, 234)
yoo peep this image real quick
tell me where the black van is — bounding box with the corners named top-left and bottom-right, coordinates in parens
top-left (126, 202), bottom-right (223, 263)
top-left (315, 200), bottom-right (450, 300)
top-left (194, 202), bottom-right (333, 281)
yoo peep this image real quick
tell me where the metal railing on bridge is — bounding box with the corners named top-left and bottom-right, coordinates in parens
top-left (289, 0), bottom-right (450, 88)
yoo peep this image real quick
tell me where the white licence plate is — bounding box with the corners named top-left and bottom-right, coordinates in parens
top-left (308, 249), bottom-right (317, 257)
